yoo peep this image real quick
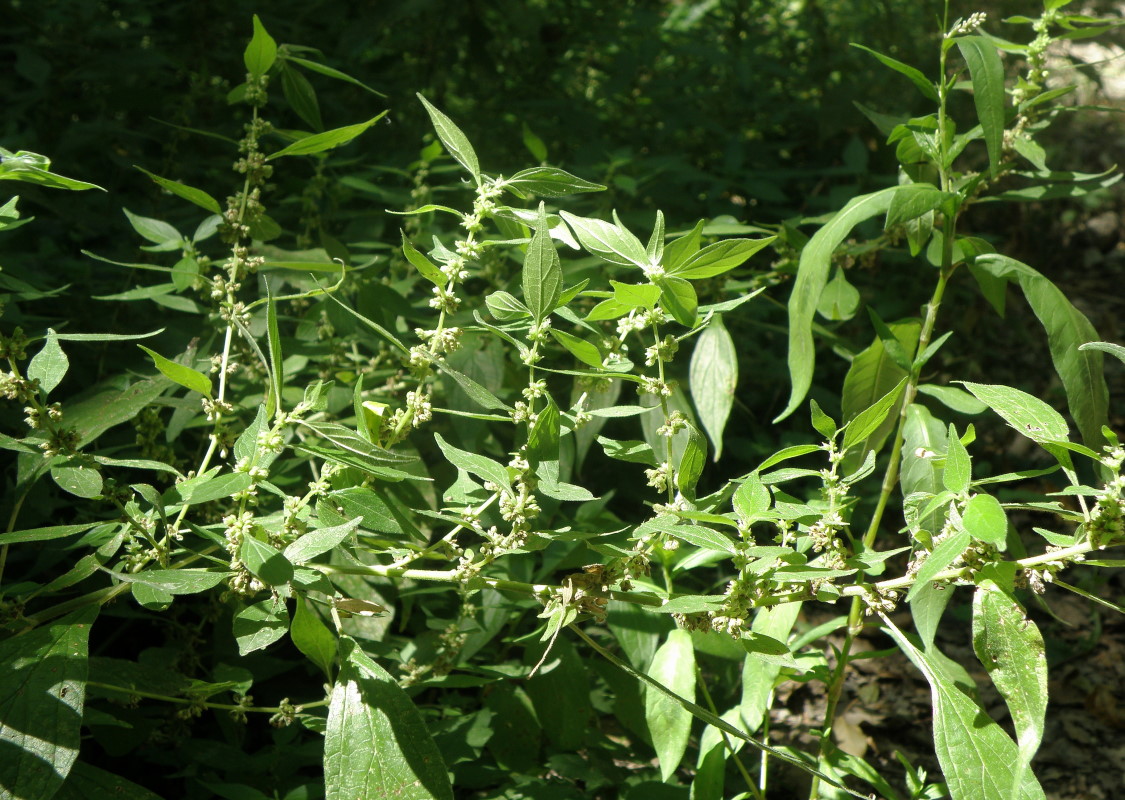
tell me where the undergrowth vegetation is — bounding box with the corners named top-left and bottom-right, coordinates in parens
top-left (2, 3), bottom-right (1124, 799)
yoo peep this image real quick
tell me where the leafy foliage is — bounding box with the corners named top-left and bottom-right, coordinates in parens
top-left (2, 5), bottom-right (1125, 800)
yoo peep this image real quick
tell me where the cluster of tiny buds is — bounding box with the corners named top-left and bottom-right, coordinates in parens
top-left (947, 11), bottom-right (987, 38)
top-left (652, 496), bottom-right (691, 516)
top-left (201, 397), bottom-right (235, 422)
top-left (0, 327), bottom-right (29, 360)
top-left (644, 334), bottom-right (678, 368)
top-left (405, 390), bottom-right (432, 426)
top-left (639, 376), bottom-right (673, 398)
top-left (0, 371), bottom-right (37, 402)
top-left (209, 353), bottom-right (238, 376)
top-left (522, 379), bottom-right (547, 402)
top-left (269, 698), bottom-right (298, 728)
top-left (510, 401), bottom-right (538, 425)
top-left (641, 261), bottom-right (665, 279)
top-left (23, 402), bottom-right (62, 430)
top-left (415, 326), bottom-right (463, 354)
top-left (428, 285), bottom-right (461, 312)
top-left (657, 410), bottom-right (687, 438)
top-left (218, 300), bottom-right (252, 326)
top-left (645, 461), bottom-right (673, 492)
top-left (862, 586), bottom-right (900, 616)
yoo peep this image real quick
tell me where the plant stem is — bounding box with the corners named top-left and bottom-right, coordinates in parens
top-left (87, 681), bottom-right (327, 714)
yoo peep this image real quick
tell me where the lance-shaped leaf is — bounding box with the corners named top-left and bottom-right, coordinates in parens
top-left (325, 638), bottom-right (453, 800)
top-left (690, 316), bottom-right (737, 460)
top-left (268, 113), bottom-right (387, 159)
top-left (560, 210), bottom-right (648, 268)
top-left (416, 94), bottom-right (479, 185)
top-left (433, 432), bottom-right (509, 489)
top-left (957, 36), bottom-right (1005, 178)
top-left (850, 43), bottom-right (939, 102)
top-left (0, 607), bottom-right (98, 800)
top-left (842, 376), bottom-right (907, 453)
top-left (972, 580), bottom-right (1047, 789)
top-left (645, 629), bottom-right (696, 782)
top-left (503, 166), bottom-right (605, 197)
top-left (656, 276), bottom-right (697, 327)
top-left (134, 167), bottom-right (221, 214)
top-left (401, 231), bottom-right (446, 287)
top-left (973, 255), bottom-right (1108, 449)
top-left (523, 203), bottom-right (563, 322)
top-left (138, 345), bottom-right (211, 397)
top-left (669, 236), bottom-right (775, 279)
top-left (778, 186), bottom-right (898, 421)
top-left (883, 616), bottom-right (1047, 800)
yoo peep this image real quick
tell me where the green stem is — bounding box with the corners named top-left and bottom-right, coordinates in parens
top-left (87, 681), bottom-right (328, 714)
top-left (697, 664), bottom-right (764, 800)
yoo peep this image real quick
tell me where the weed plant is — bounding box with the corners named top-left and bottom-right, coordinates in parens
top-left (2, 4), bottom-right (1124, 799)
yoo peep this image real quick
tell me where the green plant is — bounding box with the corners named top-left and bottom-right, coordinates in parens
top-left (2, 4), bottom-right (1124, 800)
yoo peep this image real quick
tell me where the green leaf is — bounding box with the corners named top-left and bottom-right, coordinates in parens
top-left (122, 208), bottom-right (182, 250)
top-left (972, 581), bottom-right (1047, 783)
top-left (268, 113), bottom-right (386, 159)
top-left (959, 382), bottom-right (1070, 444)
top-left (646, 210), bottom-right (666, 264)
top-left (689, 316), bottom-right (737, 460)
top-left (957, 36), bottom-right (1005, 178)
top-left (842, 321), bottom-right (920, 464)
top-left (733, 473), bottom-right (771, 524)
top-left (0, 149), bottom-right (103, 191)
top-left (291, 596), bottom-right (337, 680)
top-left (597, 436), bottom-right (658, 466)
top-left (907, 528), bottom-right (970, 602)
top-left (134, 167), bottom-right (221, 214)
top-left (611, 280), bottom-right (662, 310)
top-left (504, 166), bottom-right (605, 198)
top-left (484, 683), bottom-right (542, 773)
top-left (640, 516), bottom-right (735, 555)
top-left (842, 377), bottom-right (908, 453)
top-left (280, 63), bottom-right (323, 131)
top-left (524, 203), bottom-right (563, 322)
top-left (521, 122), bottom-right (548, 162)
top-left (524, 638), bottom-right (588, 750)
top-left (416, 94), bottom-right (479, 185)
top-left (670, 236), bottom-right (775, 279)
top-left (301, 421), bottom-right (417, 464)
top-left (886, 183), bottom-right (952, 228)
top-left (0, 522), bottom-right (104, 545)
top-left (0, 608), bottom-right (97, 800)
top-left (962, 493), bottom-right (1008, 546)
top-left (284, 518), bottom-right (361, 564)
top-left (816, 268), bottom-right (861, 321)
top-left (325, 638), bottom-right (453, 800)
top-left (485, 290), bottom-right (530, 321)
top-left (232, 598), bottom-right (290, 656)
top-left (778, 186), bottom-right (898, 422)
top-left (975, 255), bottom-right (1108, 448)
top-left (944, 423), bottom-right (972, 494)
top-left (664, 219), bottom-right (705, 272)
top-left (850, 43), bottom-right (939, 101)
top-left (171, 471), bottom-right (253, 505)
top-left (917, 383), bottom-right (988, 415)
top-left (111, 568), bottom-right (229, 595)
top-left (435, 362), bottom-right (511, 411)
top-left (138, 345), bottom-right (212, 397)
top-left (741, 632), bottom-right (797, 667)
top-left (27, 329), bottom-right (68, 395)
top-left (809, 400), bottom-right (837, 439)
top-left (656, 276), bottom-right (697, 327)
top-left (608, 599), bottom-right (673, 672)
top-left (433, 432), bottom-right (509, 489)
top-left (51, 461), bottom-right (103, 498)
top-left (1079, 340), bottom-right (1125, 365)
top-left (645, 629), bottom-right (696, 782)
top-left (241, 535), bottom-right (295, 587)
top-left (883, 618), bottom-right (1046, 800)
top-left (243, 14), bottom-right (278, 76)
top-left (740, 602), bottom-right (801, 733)
top-left (676, 424), bottom-right (707, 498)
top-left (266, 286), bottom-right (283, 416)
top-left (560, 211), bottom-right (649, 268)
top-left (401, 231), bottom-right (446, 287)
top-left (285, 56), bottom-right (385, 97)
